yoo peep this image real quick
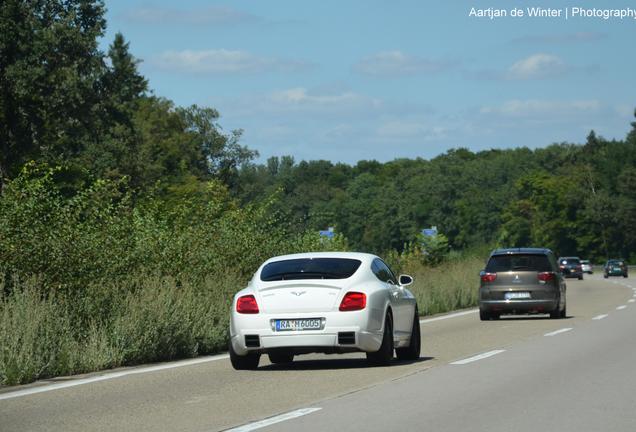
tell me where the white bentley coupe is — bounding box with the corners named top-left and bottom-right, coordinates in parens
top-left (229, 252), bottom-right (420, 369)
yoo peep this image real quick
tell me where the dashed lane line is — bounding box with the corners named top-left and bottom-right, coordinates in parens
top-left (544, 328), bottom-right (573, 337)
top-left (420, 309), bottom-right (478, 324)
top-left (592, 314), bottom-right (609, 320)
top-left (223, 408), bottom-right (322, 432)
top-left (450, 350), bottom-right (506, 365)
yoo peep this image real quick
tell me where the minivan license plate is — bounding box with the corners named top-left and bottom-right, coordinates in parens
top-left (505, 292), bottom-right (531, 300)
top-left (274, 318), bottom-right (323, 331)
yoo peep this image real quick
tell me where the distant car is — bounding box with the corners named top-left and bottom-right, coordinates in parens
top-left (228, 252), bottom-right (420, 370)
top-left (580, 260), bottom-right (593, 274)
top-left (479, 248), bottom-right (566, 320)
top-left (603, 259), bottom-right (628, 278)
top-left (558, 256), bottom-right (584, 280)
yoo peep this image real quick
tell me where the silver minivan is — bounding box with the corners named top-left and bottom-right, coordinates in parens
top-left (479, 248), bottom-right (566, 320)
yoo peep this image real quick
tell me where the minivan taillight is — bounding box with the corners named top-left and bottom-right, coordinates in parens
top-left (538, 272), bottom-right (555, 282)
top-left (339, 292), bottom-right (366, 311)
top-left (481, 273), bottom-right (497, 283)
top-left (236, 295), bottom-right (259, 314)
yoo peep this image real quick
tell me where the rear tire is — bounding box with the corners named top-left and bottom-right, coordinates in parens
top-left (229, 341), bottom-right (260, 370)
top-left (367, 313), bottom-right (394, 366)
top-left (550, 297), bottom-right (564, 319)
top-left (396, 307), bottom-right (420, 361)
top-left (560, 301), bottom-right (567, 318)
top-left (578, 275), bottom-right (583, 280)
top-left (604, 274), bottom-right (608, 279)
top-left (268, 352), bottom-right (294, 364)
top-left (479, 310), bottom-right (490, 321)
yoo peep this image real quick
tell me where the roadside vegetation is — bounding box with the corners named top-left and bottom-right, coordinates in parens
top-left (1, 1), bottom-right (635, 385)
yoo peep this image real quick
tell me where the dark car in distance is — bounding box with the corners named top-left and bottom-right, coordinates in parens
top-left (479, 248), bottom-right (566, 320)
top-left (603, 259), bottom-right (628, 278)
top-left (558, 257), bottom-right (584, 280)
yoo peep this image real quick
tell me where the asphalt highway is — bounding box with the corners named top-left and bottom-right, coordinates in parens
top-left (1, 273), bottom-right (634, 432)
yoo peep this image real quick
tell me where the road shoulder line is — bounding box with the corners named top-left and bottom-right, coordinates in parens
top-left (0, 354), bottom-right (229, 401)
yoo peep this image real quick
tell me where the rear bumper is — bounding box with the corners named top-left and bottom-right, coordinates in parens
top-left (229, 310), bottom-right (384, 356)
top-left (479, 299), bottom-right (558, 314)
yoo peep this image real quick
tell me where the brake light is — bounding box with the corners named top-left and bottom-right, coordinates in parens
top-left (538, 272), bottom-right (555, 281)
top-left (481, 273), bottom-right (497, 283)
top-left (236, 295), bottom-right (259, 314)
top-left (339, 292), bottom-right (366, 311)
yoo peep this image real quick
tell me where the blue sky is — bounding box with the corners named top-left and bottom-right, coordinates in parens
top-left (101, 0), bottom-right (636, 164)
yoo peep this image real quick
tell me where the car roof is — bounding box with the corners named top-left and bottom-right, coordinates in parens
top-left (490, 247), bottom-right (552, 256)
top-left (261, 251), bottom-right (378, 265)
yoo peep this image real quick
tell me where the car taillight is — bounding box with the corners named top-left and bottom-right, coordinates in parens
top-left (576, 265), bottom-right (582, 271)
top-left (236, 295), bottom-right (259, 314)
top-left (481, 273), bottom-right (497, 283)
top-left (339, 292), bottom-right (366, 311)
top-left (538, 272), bottom-right (555, 281)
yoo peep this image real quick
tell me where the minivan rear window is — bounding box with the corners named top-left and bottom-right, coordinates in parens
top-left (260, 258), bottom-right (362, 281)
top-left (486, 254), bottom-right (552, 272)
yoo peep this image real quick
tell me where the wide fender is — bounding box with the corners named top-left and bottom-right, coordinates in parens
top-left (366, 289), bottom-right (392, 333)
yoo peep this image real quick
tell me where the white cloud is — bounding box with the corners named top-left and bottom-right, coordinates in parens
top-left (121, 6), bottom-right (258, 26)
top-left (480, 99), bottom-right (601, 117)
top-left (507, 54), bottom-right (567, 80)
top-left (615, 104), bottom-right (635, 119)
top-left (269, 87), bottom-right (381, 109)
top-left (153, 49), bottom-right (312, 74)
top-left (354, 51), bottom-right (454, 76)
top-left (375, 119), bottom-right (448, 141)
top-left (512, 32), bottom-right (606, 45)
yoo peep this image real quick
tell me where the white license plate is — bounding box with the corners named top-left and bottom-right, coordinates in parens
top-left (274, 318), bottom-right (323, 331)
top-left (505, 292), bottom-right (531, 300)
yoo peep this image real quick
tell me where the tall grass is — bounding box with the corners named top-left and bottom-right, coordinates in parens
top-left (0, 274), bottom-right (239, 385)
top-left (405, 256), bottom-right (484, 316)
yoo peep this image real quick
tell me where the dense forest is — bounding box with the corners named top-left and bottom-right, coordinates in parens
top-left (1, 0), bottom-right (635, 384)
top-left (236, 131), bottom-right (636, 261)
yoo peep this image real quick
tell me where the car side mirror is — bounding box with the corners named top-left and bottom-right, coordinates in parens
top-left (399, 274), bottom-right (413, 286)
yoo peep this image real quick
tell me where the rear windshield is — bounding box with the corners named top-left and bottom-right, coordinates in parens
top-left (486, 254), bottom-right (552, 272)
top-left (608, 260), bottom-right (624, 265)
top-left (260, 258), bottom-right (362, 281)
top-left (559, 258), bottom-right (580, 265)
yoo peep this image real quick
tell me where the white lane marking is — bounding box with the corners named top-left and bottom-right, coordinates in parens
top-left (592, 314), bottom-right (609, 320)
top-left (0, 354), bottom-right (229, 401)
top-left (420, 309), bottom-right (478, 324)
top-left (450, 350), bottom-right (505, 365)
top-left (225, 408), bottom-right (322, 432)
top-left (629, 299), bottom-right (635, 303)
top-left (544, 328), bottom-right (573, 337)
top-left (616, 305), bottom-right (627, 310)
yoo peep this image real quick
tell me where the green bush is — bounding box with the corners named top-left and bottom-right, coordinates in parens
top-left (0, 165), bottom-right (349, 385)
